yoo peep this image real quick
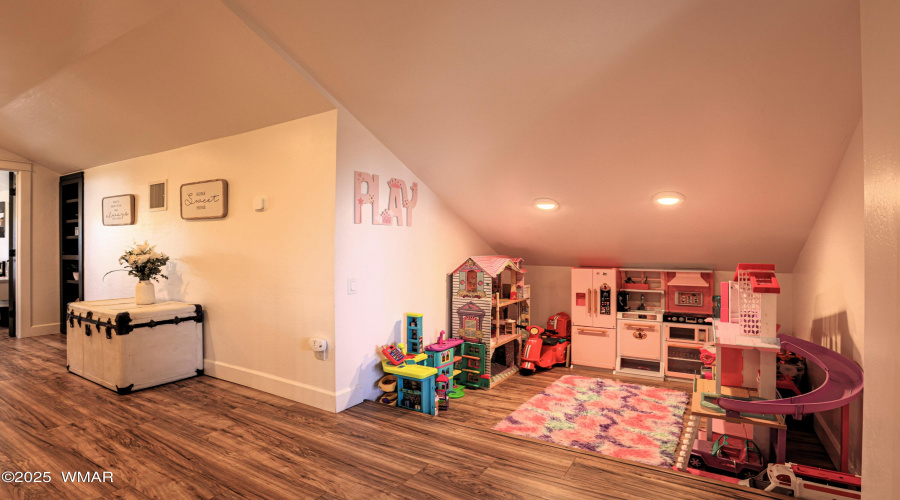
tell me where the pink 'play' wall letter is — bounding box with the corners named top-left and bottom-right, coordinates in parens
top-left (386, 178), bottom-right (407, 226)
top-left (355, 171), bottom-right (419, 227)
top-left (355, 171), bottom-right (388, 225)
top-left (404, 182), bottom-right (418, 226)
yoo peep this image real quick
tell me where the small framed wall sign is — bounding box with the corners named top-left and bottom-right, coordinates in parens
top-left (180, 179), bottom-right (228, 220)
top-left (102, 194), bottom-right (136, 226)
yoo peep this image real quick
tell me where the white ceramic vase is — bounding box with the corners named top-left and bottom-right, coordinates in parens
top-left (135, 280), bottom-right (156, 305)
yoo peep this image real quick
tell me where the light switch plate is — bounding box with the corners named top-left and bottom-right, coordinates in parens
top-left (252, 197), bottom-right (266, 211)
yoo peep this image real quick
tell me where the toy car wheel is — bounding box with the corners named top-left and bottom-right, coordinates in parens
top-left (687, 455), bottom-right (705, 470)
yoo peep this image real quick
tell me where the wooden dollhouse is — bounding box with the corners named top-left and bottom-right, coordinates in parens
top-left (449, 256), bottom-right (531, 388)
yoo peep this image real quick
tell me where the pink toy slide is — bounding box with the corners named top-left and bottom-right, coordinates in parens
top-left (715, 334), bottom-right (863, 472)
top-left (715, 334), bottom-right (863, 419)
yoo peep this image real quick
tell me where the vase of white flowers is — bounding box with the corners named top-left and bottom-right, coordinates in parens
top-left (105, 241), bottom-right (170, 305)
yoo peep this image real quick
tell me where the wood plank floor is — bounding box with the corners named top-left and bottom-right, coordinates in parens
top-left (0, 334), bottom-right (789, 499)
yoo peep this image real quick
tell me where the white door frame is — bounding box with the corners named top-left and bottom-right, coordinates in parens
top-left (0, 159), bottom-right (57, 338)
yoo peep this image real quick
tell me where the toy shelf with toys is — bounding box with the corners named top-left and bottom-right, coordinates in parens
top-left (377, 313), bottom-right (468, 415)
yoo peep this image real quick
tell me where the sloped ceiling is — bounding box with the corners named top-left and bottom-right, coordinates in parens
top-left (230, 0), bottom-right (862, 270)
top-left (0, 1), bottom-right (861, 270)
top-left (0, 0), bottom-right (334, 173)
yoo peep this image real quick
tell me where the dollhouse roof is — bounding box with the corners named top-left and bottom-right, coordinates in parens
top-left (457, 301), bottom-right (486, 317)
top-left (733, 263), bottom-right (781, 294)
top-left (452, 255), bottom-right (527, 277)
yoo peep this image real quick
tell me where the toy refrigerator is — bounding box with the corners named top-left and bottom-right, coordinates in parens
top-left (570, 268), bottom-right (617, 369)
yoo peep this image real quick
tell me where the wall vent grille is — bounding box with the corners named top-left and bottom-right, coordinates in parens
top-left (149, 181), bottom-right (167, 211)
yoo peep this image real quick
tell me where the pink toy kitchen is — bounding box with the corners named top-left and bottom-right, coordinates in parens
top-left (570, 267), bottom-right (715, 381)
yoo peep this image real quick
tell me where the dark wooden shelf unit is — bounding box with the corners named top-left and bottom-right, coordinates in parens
top-left (59, 172), bottom-right (84, 331)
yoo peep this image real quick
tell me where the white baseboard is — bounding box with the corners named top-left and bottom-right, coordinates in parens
top-left (335, 386), bottom-right (366, 412)
top-left (813, 412), bottom-right (861, 475)
top-left (813, 412), bottom-right (840, 467)
top-left (203, 359), bottom-right (336, 413)
top-left (20, 322), bottom-right (61, 338)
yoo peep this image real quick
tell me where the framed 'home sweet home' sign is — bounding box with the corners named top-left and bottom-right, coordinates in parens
top-left (180, 179), bottom-right (228, 220)
top-left (102, 194), bottom-right (135, 226)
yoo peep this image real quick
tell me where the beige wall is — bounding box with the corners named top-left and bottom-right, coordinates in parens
top-left (861, 0), bottom-right (900, 495)
top-left (0, 147), bottom-right (30, 162)
top-left (791, 120), bottom-right (863, 473)
top-left (0, 156), bottom-right (60, 338)
top-left (83, 112), bottom-right (338, 411)
top-left (332, 109), bottom-right (494, 411)
top-left (527, 265), bottom-right (573, 327)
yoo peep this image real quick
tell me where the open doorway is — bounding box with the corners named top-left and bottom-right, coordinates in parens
top-left (0, 171), bottom-right (13, 337)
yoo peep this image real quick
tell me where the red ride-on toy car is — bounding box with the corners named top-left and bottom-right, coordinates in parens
top-left (688, 434), bottom-right (767, 479)
top-left (519, 321), bottom-right (570, 374)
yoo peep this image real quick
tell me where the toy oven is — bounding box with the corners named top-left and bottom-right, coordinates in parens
top-left (618, 320), bottom-right (662, 360)
top-left (664, 323), bottom-right (711, 345)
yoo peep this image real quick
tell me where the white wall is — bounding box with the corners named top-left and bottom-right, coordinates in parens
top-left (83, 112), bottom-right (339, 411)
top-left (791, 120), bottom-right (863, 473)
top-left (861, 0), bottom-right (900, 495)
top-left (333, 109), bottom-right (494, 411)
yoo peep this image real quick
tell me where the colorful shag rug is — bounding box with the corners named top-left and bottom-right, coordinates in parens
top-left (493, 375), bottom-right (689, 467)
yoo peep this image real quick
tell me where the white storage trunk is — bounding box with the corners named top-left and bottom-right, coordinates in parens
top-left (66, 298), bottom-right (203, 394)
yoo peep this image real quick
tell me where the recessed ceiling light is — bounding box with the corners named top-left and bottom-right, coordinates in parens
top-left (653, 191), bottom-right (684, 206)
top-left (533, 198), bottom-right (559, 211)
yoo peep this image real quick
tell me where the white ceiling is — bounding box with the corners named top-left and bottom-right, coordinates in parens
top-left (0, 1), bottom-right (861, 270)
top-left (231, 0), bottom-right (862, 271)
top-left (0, 0), bottom-right (334, 172)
